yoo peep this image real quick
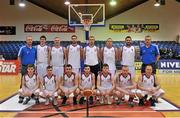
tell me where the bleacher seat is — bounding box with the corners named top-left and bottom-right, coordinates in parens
top-left (0, 41), bottom-right (179, 60)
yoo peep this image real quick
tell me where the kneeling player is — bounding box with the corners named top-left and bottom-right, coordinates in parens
top-left (97, 64), bottom-right (115, 104)
top-left (18, 64), bottom-right (40, 105)
top-left (115, 66), bottom-right (136, 106)
top-left (77, 65), bottom-right (95, 105)
top-left (40, 66), bottom-right (58, 106)
top-left (59, 64), bottom-right (78, 105)
top-left (137, 65), bottom-right (165, 106)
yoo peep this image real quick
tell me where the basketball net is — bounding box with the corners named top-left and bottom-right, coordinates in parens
top-left (81, 19), bottom-right (93, 31)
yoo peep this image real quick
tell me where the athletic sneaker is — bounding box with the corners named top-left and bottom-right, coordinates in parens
top-left (128, 97), bottom-right (134, 107)
top-left (107, 96), bottom-right (112, 105)
top-left (61, 96), bottom-right (67, 105)
top-left (79, 97), bottom-right (84, 105)
top-left (149, 97), bottom-right (156, 106)
top-left (23, 97), bottom-right (31, 105)
top-left (35, 97), bottom-right (40, 104)
top-left (89, 96), bottom-right (94, 105)
top-left (73, 96), bottom-right (77, 105)
top-left (18, 96), bottom-right (24, 104)
top-left (100, 96), bottom-right (104, 104)
top-left (45, 98), bottom-right (50, 105)
top-left (53, 99), bottom-right (58, 106)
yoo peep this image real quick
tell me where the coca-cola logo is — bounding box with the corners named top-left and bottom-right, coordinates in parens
top-left (24, 24), bottom-right (75, 33)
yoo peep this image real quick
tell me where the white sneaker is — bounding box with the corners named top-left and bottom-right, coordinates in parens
top-left (100, 97), bottom-right (104, 104)
top-left (45, 98), bottom-right (49, 105)
top-left (53, 99), bottom-right (58, 106)
top-left (107, 96), bottom-right (112, 105)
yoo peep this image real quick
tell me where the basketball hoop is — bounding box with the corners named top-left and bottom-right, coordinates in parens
top-left (81, 19), bottom-right (93, 31)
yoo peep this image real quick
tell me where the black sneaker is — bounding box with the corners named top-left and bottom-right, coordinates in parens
top-left (31, 94), bottom-right (35, 99)
top-left (73, 96), bottom-right (77, 105)
top-left (89, 96), bottom-right (94, 105)
top-left (149, 97), bottom-right (156, 106)
top-left (18, 96), bottom-right (24, 104)
top-left (23, 97), bottom-right (31, 105)
top-left (128, 97), bottom-right (134, 107)
top-left (61, 96), bottom-right (67, 105)
top-left (35, 97), bottom-right (40, 104)
top-left (79, 97), bottom-right (84, 105)
top-left (138, 98), bottom-right (144, 106)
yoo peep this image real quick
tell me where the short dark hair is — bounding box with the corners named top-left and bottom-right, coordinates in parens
top-left (84, 65), bottom-right (90, 68)
top-left (27, 64), bottom-right (35, 69)
top-left (125, 36), bottom-right (132, 40)
top-left (71, 35), bottom-right (77, 38)
top-left (40, 35), bottom-right (46, 40)
top-left (145, 64), bottom-right (153, 69)
top-left (103, 63), bottom-right (109, 67)
top-left (66, 64), bottom-right (72, 68)
top-left (46, 65), bottom-right (53, 70)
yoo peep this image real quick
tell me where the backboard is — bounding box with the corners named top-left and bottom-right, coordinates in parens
top-left (68, 4), bottom-right (105, 27)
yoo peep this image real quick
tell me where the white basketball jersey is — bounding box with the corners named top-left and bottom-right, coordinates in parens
top-left (67, 44), bottom-right (81, 68)
top-left (142, 74), bottom-right (155, 88)
top-left (24, 74), bottom-right (37, 90)
top-left (100, 73), bottom-right (112, 87)
top-left (51, 46), bottom-right (64, 67)
top-left (103, 47), bottom-right (116, 70)
top-left (118, 73), bottom-right (132, 87)
top-left (121, 46), bottom-right (135, 66)
top-left (43, 74), bottom-right (56, 91)
top-left (37, 45), bottom-right (48, 64)
top-left (63, 73), bottom-right (75, 87)
top-left (81, 73), bottom-right (93, 89)
top-left (84, 46), bottom-right (98, 66)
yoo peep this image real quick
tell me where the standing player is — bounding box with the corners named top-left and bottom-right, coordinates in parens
top-left (67, 35), bottom-right (82, 74)
top-left (140, 35), bottom-right (160, 74)
top-left (36, 35), bottom-right (50, 78)
top-left (18, 64), bottom-right (40, 105)
top-left (97, 64), bottom-right (115, 104)
top-left (137, 65), bottom-right (165, 106)
top-left (120, 36), bottom-right (137, 78)
top-left (84, 36), bottom-right (100, 88)
top-left (40, 65), bottom-right (58, 106)
top-left (59, 64), bottom-right (79, 105)
top-left (115, 66), bottom-right (136, 106)
top-left (50, 37), bottom-right (66, 78)
top-left (101, 38), bottom-right (118, 76)
top-left (77, 65), bottom-right (95, 105)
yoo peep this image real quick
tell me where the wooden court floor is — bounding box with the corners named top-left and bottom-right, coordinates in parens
top-left (0, 73), bottom-right (180, 117)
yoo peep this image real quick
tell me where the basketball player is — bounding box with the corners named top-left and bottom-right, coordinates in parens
top-left (50, 37), bottom-right (66, 78)
top-left (36, 35), bottom-right (50, 78)
top-left (84, 36), bottom-right (100, 88)
top-left (76, 65), bottom-right (95, 105)
top-left (101, 38), bottom-right (118, 76)
top-left (120, 36), bottom-right (137, 78)
top-left (40, 65), bottom-right (58, 106)
top-left (97, 64), bottom-right (115, 104)
top-left (18, 64), bottom-right (40, 105)
top-left (67, 35), bottom-right (82, 74)
top-left (137, 65), bottom-right (165, 106)
top-left (59, 64), bottom-right (78, 105)
top-left (115, 66), bottom-right (136, 106)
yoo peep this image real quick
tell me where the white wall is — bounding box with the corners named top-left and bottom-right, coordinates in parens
top-left (91, 0), bottom-right (180, 41)
top-left (0, 0), bottom-right (84, 41)
top-left (0, 0), bottom-right (180, 41)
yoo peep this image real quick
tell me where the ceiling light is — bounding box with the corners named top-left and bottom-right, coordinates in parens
top-left (154, 2), bottom-right (160, 6)
top-left (19, 0), bottom-right (26, 7)
top-left (64, 0), bottom-right (70, 5)
top-left (110, 0), bottom-right (117, 6)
